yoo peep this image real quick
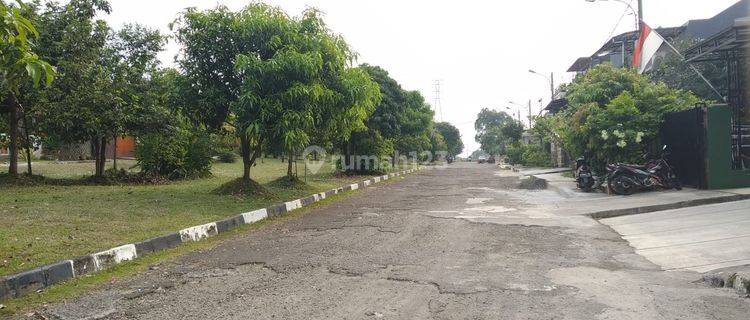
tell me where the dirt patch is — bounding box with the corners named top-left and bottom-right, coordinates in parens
top-left (213, 178), bottom-right (272, 197)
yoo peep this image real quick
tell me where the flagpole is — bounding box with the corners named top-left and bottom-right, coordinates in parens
top-left (637, 0), bottom-right (643, 31)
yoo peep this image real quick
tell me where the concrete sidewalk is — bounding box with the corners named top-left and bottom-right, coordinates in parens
top-left (528, 170), bottom-right (750, 273)
top-left (600, 200), bottom-right (750, 272)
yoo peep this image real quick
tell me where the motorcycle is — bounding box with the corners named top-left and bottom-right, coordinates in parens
top-left (605, 145), bottom-right (681, 196)
top-left (575, 156), bottom-right (598, 192)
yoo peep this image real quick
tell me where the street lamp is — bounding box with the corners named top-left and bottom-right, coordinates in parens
top-left (585, 0), bottom-right (642, 31)
top-left (529, 69), bottom-right (555, 100)
top-left (509, 100), bottom-right (530, 128)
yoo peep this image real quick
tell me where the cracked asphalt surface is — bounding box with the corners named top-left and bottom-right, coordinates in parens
top-left (26, 163), bottom-right (750, 319)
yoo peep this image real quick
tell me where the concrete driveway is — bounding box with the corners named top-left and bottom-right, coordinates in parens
top-left (600, 200), bottom-right (750, 272)
top-left (23, 162), bottom-right (750, 319)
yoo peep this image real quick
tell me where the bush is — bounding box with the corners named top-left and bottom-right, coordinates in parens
top-left (135, 126), bottom-right (212, 179)
top-left (504, 142), bottom-right (524, 165)
top-left (217, 151), bottom-right (238, 163)
top-left (550, 64), bottom-right (699, 172)
top-left (521, 144), bottom-right (552, 167)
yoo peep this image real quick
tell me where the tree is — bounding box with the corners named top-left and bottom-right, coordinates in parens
top-left (394, 90), bottom-right (434, 155)
top-left (551, 64), bottom-right (699, 171)
top-left (1, 0), bottom-right (55, 177)
top-left (234, 6), bottom-right (382, 180)
top-left (429, 129), bottom-right (447, 161)
top-left (435, 122), bottom-right (463, 158)
top-left (28, 0), bottom-right (109, 176)
top-left (171, 6), bottom-right (245, 132)
top-left (37, 0), bottom-right (166, 178)
top-left (474, 108), bottom-right (522, 157)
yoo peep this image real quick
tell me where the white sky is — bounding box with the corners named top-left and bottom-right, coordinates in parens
top-left (102, 0), bottom-right (741, 156)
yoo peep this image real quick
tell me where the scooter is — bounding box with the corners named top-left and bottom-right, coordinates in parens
top-left (605, 145), bottom-right (681, 196)
top-left (575, 156), bottom-right (597, 192)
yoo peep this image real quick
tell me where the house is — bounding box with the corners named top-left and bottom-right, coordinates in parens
top-left (671, 16), bottom-right (749, 188)
top-left (567, 27), bottom-right (683, 73)
top-left (543, 0), bottom-right (750, 172)
top-left (567, 0), bottom-right (749, 74)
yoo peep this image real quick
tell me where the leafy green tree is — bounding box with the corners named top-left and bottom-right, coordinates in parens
top-left (434, 122), bottom-right (463, 158)
top-left (232, 6), bottom-right (380, 179)
top-left (25, 0), bottom-right (108, 176)
top-left (394, 90), bottom-right (434, 155)
top-left (1, 0), bottom-right (55, 177)
top-left (429, 129), bottom-right (447, 161)
top-left (345, 65), bottom-right (435, 171)
top-left (552, 64), bottom-right (699, 171)
top-left (37, 0), bottom-right (166, 178)
top-left (474, 108), bottom-right (522, 157)
top-left (171, 6), bottom-right (244, 131)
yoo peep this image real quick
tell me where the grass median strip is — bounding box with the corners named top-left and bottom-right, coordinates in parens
top-left (0, 160), bottom-right (374, 277)
top-left (0, 172), bottom-right (408, 317)
top-left (1, 163), bottom-right (417, 303)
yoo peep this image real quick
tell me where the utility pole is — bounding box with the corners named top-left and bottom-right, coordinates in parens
top-left (528, 100), bottom-right (532, 128)
top-left (549, 72), bottom-right (555, 100)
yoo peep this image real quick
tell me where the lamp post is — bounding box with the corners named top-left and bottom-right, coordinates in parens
top-left (529, 69), bottom-right (554, 100)
top-left (585, 0), bottom-right (642, 31)
top-left (507, 101), bottom-right (526, 127)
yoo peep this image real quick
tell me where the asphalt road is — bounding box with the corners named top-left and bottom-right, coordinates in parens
top-left (28, 162), bottom-right (750, 319)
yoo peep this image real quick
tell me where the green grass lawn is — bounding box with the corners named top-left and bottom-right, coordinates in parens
top-left (0, 158), bottom-right (368, 276)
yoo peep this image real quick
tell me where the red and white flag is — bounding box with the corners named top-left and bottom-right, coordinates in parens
top-left (632, 22), bottom-right (664, 74)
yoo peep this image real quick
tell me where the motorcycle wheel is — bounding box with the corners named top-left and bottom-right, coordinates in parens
top-left (609, 174), bottom-right (637, 195)
top-left (673, 179), bottom-right (682, 190)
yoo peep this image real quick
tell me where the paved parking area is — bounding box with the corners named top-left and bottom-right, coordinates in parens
top-left (601, 200), bottom-right (750, 272)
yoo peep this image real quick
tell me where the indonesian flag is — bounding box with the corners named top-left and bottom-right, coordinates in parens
top-left (632, 22), bottom-right (664, 74)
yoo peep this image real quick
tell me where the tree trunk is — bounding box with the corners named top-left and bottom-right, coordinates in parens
top-left (7, 98), bottom-right (18, 176)
top-left (344, 141), bottom-right (352, 172)
top-left (100, 137), bottom-right (107, 176)
top-left (21, 106), bottom-right (33, 176)
top-left (112, 135), bottom-right (117, 171)
top-left (23, 129), bottom-right (32, 176)
top-left (94, 137), bottom-right (107, 177)
top-left (92, 138), bottom-right (100, 177)
top-left (240, 134), bottom-right (251, 182)
top-left (287, 150), bottom-right (294, 178)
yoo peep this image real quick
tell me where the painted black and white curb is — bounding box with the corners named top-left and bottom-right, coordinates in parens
top-left (0, 168), bottom-right (420, 301)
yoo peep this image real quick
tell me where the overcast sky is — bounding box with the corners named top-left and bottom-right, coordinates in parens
top-left (102, 0), bottom-right (740, 156)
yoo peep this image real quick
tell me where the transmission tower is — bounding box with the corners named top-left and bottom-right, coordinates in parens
top-left (433, 80), bottom-right (443, 122)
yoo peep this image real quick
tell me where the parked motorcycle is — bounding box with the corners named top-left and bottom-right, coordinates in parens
top-left (575, 156), bottom-right (597, 192)
top-left (605, 145), bottom-right (681, 195)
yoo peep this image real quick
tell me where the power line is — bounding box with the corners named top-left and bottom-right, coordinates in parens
top-left (602, 0), bottom-right (634, 45)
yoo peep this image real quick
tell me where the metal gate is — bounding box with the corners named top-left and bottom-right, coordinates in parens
top-left (660, 107), bottom-right (707, 189)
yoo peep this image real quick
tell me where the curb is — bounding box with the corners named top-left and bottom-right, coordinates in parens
top-left (0, 167), bottom-right (421, 301)
top-left (588, 194), bottom-right (750, 220)
top-left (523, 171), bottom-right (750, 220)
top-left (702, 269), bottom-right (750, 297)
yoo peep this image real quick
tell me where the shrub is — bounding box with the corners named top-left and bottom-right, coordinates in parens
top-left (521, 144), bottom-right (552, 167)
top-left (550, 64), bottom-right (699, 172)
top-left (505, 142), bottom-right (524, 165)
top-left (135, 126), bottom-right (212, 179)
top-left (217, 151), bottom-right (238, 163)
